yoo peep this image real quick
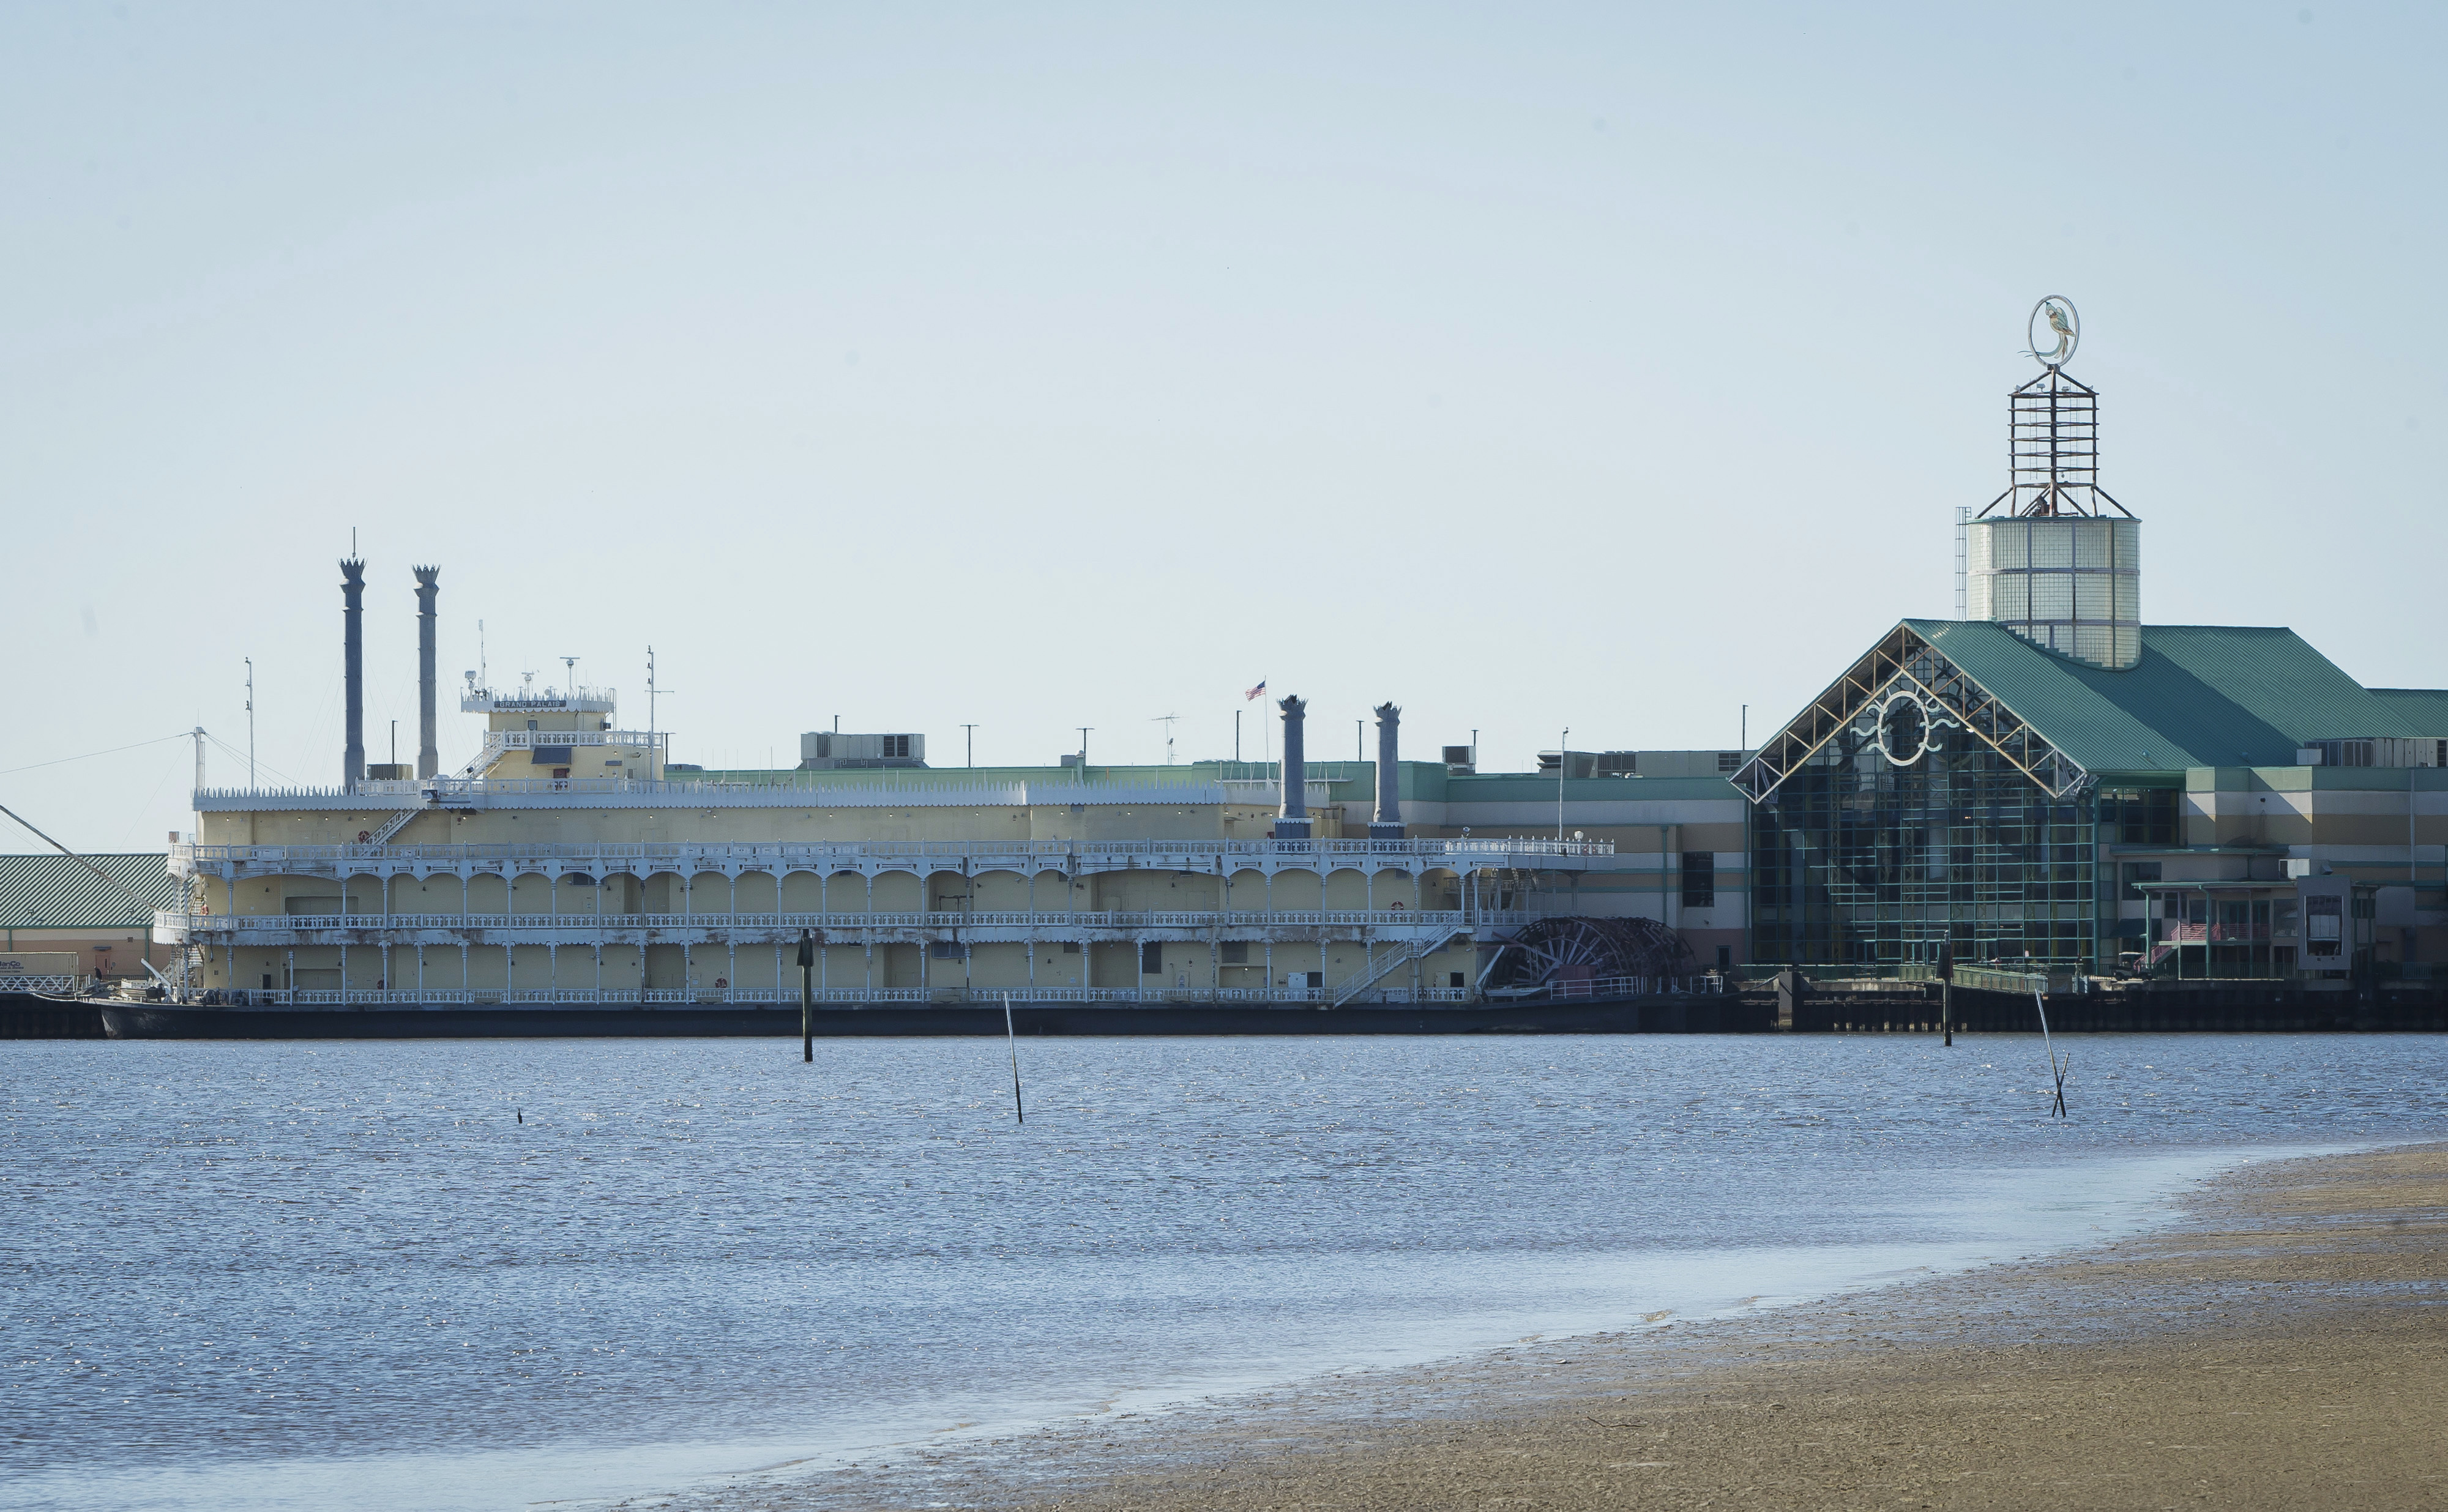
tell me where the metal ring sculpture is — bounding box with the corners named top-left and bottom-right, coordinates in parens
top-left (2027, 295), bottom-right (2080, 367)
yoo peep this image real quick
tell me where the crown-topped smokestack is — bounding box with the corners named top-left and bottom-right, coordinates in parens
top-left (1370, 703), bottom-right (1403, 841)
top-left (413, 567), bottom-right (440, 779)
top-left (1275, 695), bottom-right (1310, 840)
top-left (340, 558), bottom-right (366, 792)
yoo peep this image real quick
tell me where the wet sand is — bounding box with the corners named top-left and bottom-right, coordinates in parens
top-left (654, 1143), bottom-right (2448, 1511)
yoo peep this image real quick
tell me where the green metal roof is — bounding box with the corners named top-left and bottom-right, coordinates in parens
top-left (2369, 688), bottom-right (2448, 737)
top-left (1899, 621), bottom-right (2420, 772)
top-left (0, 853), bottom-right (181, 929)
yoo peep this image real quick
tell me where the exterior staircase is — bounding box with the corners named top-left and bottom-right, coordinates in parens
top-left (1332, 929), bottom-right (1468, 1007)
top-left (365, 804), bottom-right (425, 846)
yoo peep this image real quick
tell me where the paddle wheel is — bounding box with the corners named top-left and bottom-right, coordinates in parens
top-left (1490, 916), bottom-right (1693, 996)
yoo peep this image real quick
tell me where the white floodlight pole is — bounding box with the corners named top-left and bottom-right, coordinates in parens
top-left (1558, 727), bottom-right (1569, 842)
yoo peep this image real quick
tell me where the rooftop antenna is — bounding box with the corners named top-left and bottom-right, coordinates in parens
top-left (1077, 727), bottom-right (1092, 767)
top-left (477, 620), bottom-right (487, 693)
top-left (1150, 713), bottom-right (1179, 764)
top-left (244, 658), bottom-right (256, 789)
top-left (1953, 505), bottom-right (1969, 616)
top-left (561, 656), bottom-right (579, 695)
top-left (961, 723), bottom-right (979, 767)
top-left (1558, 726), bottom-right (1569, 841)
top-left (646, 647), bottom-right (678, 769)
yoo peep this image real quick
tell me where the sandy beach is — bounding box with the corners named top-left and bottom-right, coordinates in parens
top-left (659, 1142), bottom-right (2448, 1511)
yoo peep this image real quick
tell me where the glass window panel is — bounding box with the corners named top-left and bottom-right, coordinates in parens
top-left (1995, 522), bottom-right (2028, 570)
top-left (2031, 523), bottom-right (2073, 568)
top-left (1996, 576), bottom-right (2029, 619)
top-left (2075, 576), bottom-right (2113, 619)
top-left (2032, 575), bottom-right (2073, 619)
top-left (2113, 576), bottom-right (2139, 620)
top-left (2074, 520), bottom-right (2110, 568)
top-left (2112, 520), bottom-right (2140, 568)
top-left (1747, 666), bottom-right (2099, 970)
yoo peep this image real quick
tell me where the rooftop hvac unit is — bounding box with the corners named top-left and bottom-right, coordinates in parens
top-left (1442, 744), bottom-right (1475, 774)
top-left (799, 731), bottom-right (927, 769)
top-left (2301, 737), bottom-right (2439, 769)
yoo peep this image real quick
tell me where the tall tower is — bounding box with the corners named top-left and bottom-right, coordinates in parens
top-left (340, 557), bottom-right (367, 791)
top-left (1963, 297), bottom-right (2142, 670)
top-left (413, 565), bottom-right (441, 779)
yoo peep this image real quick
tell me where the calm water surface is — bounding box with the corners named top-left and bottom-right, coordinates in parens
top-left (6, 1033), bottom-right (2446, 1511)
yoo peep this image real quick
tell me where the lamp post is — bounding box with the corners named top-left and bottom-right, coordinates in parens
top-left (1558, 726), bottom-right (1569, 842)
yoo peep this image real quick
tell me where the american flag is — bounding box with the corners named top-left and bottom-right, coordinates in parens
top-left (1245, 680), bottom-right (1267, 701)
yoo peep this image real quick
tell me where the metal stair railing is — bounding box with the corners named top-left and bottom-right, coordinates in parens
top-left (364, 807), bottom-right (425, 846)
top-left (1331, 929), bottom-right (1465, 1007)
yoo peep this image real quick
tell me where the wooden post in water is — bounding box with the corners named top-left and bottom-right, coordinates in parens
top-left (1002, 992), bottom-right (1024, 1125)
top-left (797, 929), bottom-right (815, 1063)
top-left (1938, 943), bottom-right (1955, 1046)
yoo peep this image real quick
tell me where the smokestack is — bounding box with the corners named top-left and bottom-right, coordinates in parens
top-left (1275, 695), bottom-right (1309, 840)
top-left (341, 557), bottom-right (366, 792)
top-left (1371, 702), bottom-right (1403, 842)
top-left (413, 566), bottom-right (440, 779)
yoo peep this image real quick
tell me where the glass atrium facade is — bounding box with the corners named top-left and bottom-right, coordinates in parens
top-left (1748, 690), bottom-right (2170, 971)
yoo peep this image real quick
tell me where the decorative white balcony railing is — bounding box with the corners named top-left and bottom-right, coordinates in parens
top-left (193, 773), bottom-right (1397, 812)
top-left (162, 907), bottom-right (1528, 937)
top-left (489, 729), bottom-right (660, 750)
top-left (187, 985), bottom-right (1479, 1008)
top-left (172, 836), bottom-right (1617, 870)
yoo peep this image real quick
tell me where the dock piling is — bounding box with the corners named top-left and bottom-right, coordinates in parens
top-left (797, 930), bottom-right (814, 1063)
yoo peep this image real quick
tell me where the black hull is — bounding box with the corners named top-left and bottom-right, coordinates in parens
top-left (1, 991), bottom-right (107, 1039)
top-left (95, 997), bottom-right (1766, 1040)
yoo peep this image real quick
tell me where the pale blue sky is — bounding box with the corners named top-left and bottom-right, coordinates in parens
top-left (6, 3), bottom-right (2444, 846)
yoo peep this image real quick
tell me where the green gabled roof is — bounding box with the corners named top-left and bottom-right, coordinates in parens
top-left (0, 853), bottom-right (180, 929)
top-left (1899, 621), bottom-right (2420, 772)
top-left (2370, 688), bottom-right (2448, 737)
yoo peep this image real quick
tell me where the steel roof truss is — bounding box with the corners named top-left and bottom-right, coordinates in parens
top-left (1733, 627), bottom-right (2090, 803)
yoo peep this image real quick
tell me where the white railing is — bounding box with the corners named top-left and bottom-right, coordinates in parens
top-left (182, 985), bottom-right (1479, 1008)
top-left (192, 772), bottom-right (1639, 818)
top-left (195, 775), bottom-right (1247, 807)
top-left (460, 685), bottom-right (616, 714)
top-left (1511, 974), bottom-right (1728, 999)
top-left (173, 836), bottom-right (1616, 870)
top-left (0, 975), bottom-right (79, 994)
top-left (162, 907), bottom-right (1527, 936)
top-left (491, 729), bottom-right (659, 749)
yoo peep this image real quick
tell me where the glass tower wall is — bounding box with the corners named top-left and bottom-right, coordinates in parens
top-left (1748, 692), bottom-right (2100, 970)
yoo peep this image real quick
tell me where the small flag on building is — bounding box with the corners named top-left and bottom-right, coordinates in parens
top-left (1245, 680), bottom-right (1267, 701)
